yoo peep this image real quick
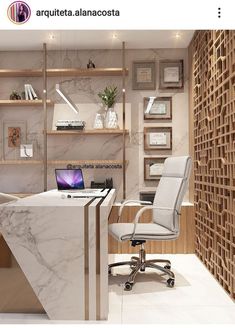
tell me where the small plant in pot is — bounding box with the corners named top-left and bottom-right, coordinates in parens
top-left (98, 86), bottom-right (119, 129)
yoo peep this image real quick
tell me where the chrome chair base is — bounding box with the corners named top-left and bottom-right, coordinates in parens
top-left (108, 245), bottom-right (175, 291)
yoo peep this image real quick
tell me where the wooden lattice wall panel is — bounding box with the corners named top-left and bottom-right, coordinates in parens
top-left (192, 30), bottom-right (235, 299)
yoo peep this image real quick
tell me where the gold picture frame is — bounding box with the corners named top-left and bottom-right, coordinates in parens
top-left (144, 157), bottom-right (168, 180)
top-left (144, 127), bottom-right (172, 150)
top-left (144, 97), bottom-right (172, 120)
top-left (132, 60), bottom-right (156, 90)
top-left (159, 60), bottom-right (184, 89)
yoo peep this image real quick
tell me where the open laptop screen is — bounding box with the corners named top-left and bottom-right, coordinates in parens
top-left (55, 169), bottom-right (85, 190)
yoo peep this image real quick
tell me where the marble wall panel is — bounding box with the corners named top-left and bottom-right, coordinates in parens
top-left (0, 47), bottom-right (189, 201)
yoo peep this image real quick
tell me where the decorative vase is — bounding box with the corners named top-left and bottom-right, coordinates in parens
top-left (105, 107), bottom-right (119, 129)
top-left (93, 112), bottom-right (104, 129)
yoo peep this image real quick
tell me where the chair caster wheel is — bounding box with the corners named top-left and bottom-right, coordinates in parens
top-left (124, 282), bottom-right (133, 291)
top-left (166, 278), bottom-right (175, 288)
top-left (140, 267), bottom-right (145, 272)
top-left (164, 264), bottom-right (171, 270)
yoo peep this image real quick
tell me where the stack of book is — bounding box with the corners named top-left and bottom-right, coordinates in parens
top-left (24, 84), bottom-right (38, 100)
top-left (56, 120), bottom-right (85, 131)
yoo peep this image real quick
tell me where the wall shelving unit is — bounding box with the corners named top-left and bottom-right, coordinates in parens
top-left (42, 42), bottom-right (128, 199)
top-left (0, 42), bottom-right (128, 199)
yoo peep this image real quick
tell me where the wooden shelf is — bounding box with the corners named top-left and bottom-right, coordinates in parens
top-left (48, 159), bottom-right (128, 166)
top-left (0, 69), bottom-right (42, 77)
top-left (0, 68), bottom-right (128, 78)
top-left (47, 129), bottom-right (129, 135)
top-left (0, 100), bottom-right (53, 107)
top-left (0, 160), bottom-right (43, 165)
top-left (47, 68), bottom-right (128, 77)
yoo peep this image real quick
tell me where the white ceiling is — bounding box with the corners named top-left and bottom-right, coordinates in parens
top-left (0, 30), bottom-right (194, 50)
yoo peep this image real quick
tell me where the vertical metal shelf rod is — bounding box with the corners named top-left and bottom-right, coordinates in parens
top-left (43, 43), bottom-right (47, 191)
top-left (122, 41), bottom-right (126, 200)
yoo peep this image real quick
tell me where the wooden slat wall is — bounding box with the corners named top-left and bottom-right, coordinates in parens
top-left (190, 30), bottom-right (235, 299)
top-left (108, 205), bottom-right (195, 254)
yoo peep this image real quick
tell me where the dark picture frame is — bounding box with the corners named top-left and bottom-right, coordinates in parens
top-left (159, 60), bottom-right (184, 89)
top-left (132, 60), bottom-right (156, 90)
top-left (143, 97), bottom-right (172, 120)
top-left (144, 157), bottom-right (168, 180)
top-left (144, 127), bottom-right (172, 150)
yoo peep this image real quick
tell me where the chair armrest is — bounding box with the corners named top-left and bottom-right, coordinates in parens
top-left (117, 200), bottom-right (152, 222)
top-left (131, 205), bottom-right (179, 239)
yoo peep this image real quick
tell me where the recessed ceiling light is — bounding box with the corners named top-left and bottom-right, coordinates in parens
top-left (112, 33), bottom-right (118, 39)
top-left (49, 34), bottom-right (55, 40)
top-left (175, 32), bottom-right (181, 39)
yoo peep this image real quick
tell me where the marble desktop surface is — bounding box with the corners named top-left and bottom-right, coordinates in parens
top-left (0, 190), bottom-right (116, 320)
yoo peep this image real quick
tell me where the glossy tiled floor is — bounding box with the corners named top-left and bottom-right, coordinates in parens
top-left (0, 254), bottom-right (234, 324)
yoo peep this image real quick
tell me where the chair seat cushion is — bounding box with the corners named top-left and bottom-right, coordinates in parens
top-left (109, 223), bottom-right (177, 242)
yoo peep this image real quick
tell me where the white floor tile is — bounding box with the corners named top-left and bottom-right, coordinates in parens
top-left (121, 304), bottom-right (235, 324)
top-left (0, 255), bottom-right (234, 324)
top-left (110, 254), bottom-right (235, 324)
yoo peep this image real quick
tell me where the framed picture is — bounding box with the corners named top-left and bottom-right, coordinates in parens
top-left (144, 157), bottom-right (168, 180)
top-left (159, 60), bottom-right (184, 89)
top-left (132, 61), bottom-right (156, 90)
top-left (2, 121), bottom-right (27, 160)
top-left (144, 97), bottom-right (172, 120)
top-left (144, 127), bottom-right (172, 150)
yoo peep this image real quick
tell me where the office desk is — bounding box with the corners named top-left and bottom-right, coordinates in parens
top-left (0, 189), bottom-right (116, 320)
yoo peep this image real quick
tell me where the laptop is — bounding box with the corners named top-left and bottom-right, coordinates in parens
top-left (55, 169), bottom-right (108, 197)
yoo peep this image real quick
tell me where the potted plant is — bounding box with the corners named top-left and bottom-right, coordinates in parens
top-left (98, 86), bottom-right (118, 109)
top-left (97, 86), bottom-right (119, 129)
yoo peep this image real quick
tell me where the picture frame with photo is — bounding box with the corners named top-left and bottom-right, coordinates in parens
top-left (144, 127), bottom-right (172, 150)
top-left (144, 157), bottom-right (168, 180)
top-left (159, 60), bottom-right (184, 89)
top-left (144, 97), bottom-right (172, 120)
top-left (2, 120), bottom-right (27, 160)
top-left (132, 60), bottom-right (156, 90)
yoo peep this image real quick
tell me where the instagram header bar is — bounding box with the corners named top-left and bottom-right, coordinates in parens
top-left (0, 0), bottom-right (235, 29)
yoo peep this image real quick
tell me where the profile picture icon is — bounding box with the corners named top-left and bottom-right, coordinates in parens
top-left (7, 1), bottom-right (31, 24)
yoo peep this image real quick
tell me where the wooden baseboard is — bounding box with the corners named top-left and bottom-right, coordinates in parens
top-left (108, 205), bottom-right (195, 254)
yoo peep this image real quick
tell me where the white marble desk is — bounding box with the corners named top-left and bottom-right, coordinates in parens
top-left (0, 189), bottom-right (116, 320)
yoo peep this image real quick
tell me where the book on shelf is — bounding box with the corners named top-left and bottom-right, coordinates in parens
top-left (29, 84), bottom-right (38, 100)
top-left (24, 84), bottom-right (29, 100)
top-left (24, 84), bottom-right (38, 100)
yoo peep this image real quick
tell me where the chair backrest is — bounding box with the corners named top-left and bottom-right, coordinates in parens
top-left (153, 156), bottom-right (192, 232)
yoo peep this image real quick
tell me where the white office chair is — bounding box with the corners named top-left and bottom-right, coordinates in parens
top-left (109, 156), bottom-right (192, 290)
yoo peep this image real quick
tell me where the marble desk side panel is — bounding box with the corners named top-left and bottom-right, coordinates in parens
top-left (0, 203), bottom-right (86, 320)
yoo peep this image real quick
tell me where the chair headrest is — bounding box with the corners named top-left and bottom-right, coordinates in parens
top-left (162, 156), bottom-right (192, 178)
